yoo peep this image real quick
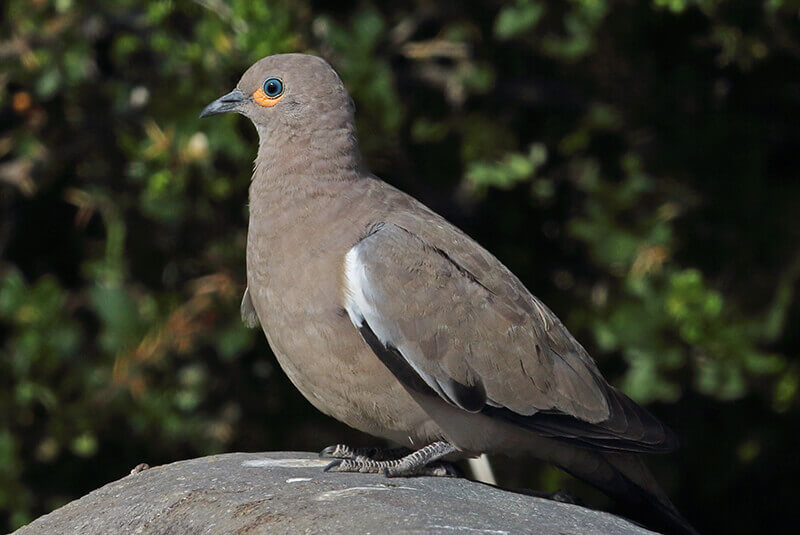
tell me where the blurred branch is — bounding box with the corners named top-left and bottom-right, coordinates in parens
top-left (0, 159), bottom-right (36, 197)
top-left (400, 39), bottom-right (469, 61)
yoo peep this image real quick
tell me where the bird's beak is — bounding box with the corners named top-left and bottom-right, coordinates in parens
top-left (199, 89), bottom-right (247, 118)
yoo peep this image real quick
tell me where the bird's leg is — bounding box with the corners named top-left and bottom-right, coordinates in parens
top-left (324, 440), bottom-right (459, 477)
top-left (319, 444), bottom-right (412, 461)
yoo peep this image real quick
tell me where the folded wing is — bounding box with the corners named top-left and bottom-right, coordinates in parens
top-left (343, 221), bottom-right (677, 453)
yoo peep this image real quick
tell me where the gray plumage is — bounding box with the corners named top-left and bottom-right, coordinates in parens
top-left (200, 53), bottom-right (697, 535)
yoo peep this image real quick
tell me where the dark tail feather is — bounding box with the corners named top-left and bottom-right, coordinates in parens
top-left (557, 450), bottom-right (700, 535)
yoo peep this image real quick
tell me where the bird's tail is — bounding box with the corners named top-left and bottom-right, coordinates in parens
top-left (555, 449), bottom-right (699, 535)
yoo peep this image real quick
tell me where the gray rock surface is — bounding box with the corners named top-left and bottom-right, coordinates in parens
top-left (14, 452), bottom-right (657, 534)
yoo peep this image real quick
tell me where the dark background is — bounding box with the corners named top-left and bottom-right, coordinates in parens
top-left (1, 1), bottom-right (799, 533)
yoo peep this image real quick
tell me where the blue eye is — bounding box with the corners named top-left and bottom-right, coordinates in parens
top-left (263, 77), bottom-right (284, 98)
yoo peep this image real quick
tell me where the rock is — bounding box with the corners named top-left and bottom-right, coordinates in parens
top-left (14, 452), bottom-right (657, 534)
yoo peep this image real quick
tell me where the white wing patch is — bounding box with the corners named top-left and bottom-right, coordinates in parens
top-left (344, 244), bottom-right (403, 348)
top-left (343, 246), bottom-right (368, 328)
top-left (343, 243), bottom-right (453, 401)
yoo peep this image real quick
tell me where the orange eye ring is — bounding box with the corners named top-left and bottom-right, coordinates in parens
top-left (253, 87), bottom-right (284, 107)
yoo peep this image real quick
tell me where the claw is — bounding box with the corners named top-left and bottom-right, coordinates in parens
top-left (319, 446), bottom-right (337, 458)
top-left (324, 459), bottom-right (343, 472)
top-left (319, 444), bottom-right (356, 459)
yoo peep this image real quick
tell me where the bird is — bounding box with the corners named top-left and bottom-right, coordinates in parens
top-left (200, 53), bottom-right (698, 535)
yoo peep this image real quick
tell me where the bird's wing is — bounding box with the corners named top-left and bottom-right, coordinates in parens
top-left (343, 221), bottom-right (676, 453)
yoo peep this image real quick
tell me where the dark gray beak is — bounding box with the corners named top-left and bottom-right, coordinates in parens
top-left (199, 89), bottom-right (247, 118)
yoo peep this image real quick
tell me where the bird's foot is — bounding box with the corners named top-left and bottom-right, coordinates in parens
top-left (325, 458), bottom-right (458, 477)
top-left (323, 440), bottom-right (458, 477)
top-left (319, 444), bottom-right (411, 461)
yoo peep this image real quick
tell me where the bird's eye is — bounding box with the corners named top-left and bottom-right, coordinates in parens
top-left (263, 77), bottom-right (284, 98)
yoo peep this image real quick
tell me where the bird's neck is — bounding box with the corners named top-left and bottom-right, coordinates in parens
top-left (248, 118), bottom-right (367, 236)
top-left (253, 109), bottom-right (364, 183)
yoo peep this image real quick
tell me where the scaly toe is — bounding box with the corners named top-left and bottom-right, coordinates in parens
top-left (383, 462), bottom-right (458, 478)
top-left (324, 458), bottom-right (382, 474)
top-left (319, 444), bottom-right (353, 459)
top-left (323, 459), bottom-right (343, 472)
top-left (383, 465), bottom-right (418, 478)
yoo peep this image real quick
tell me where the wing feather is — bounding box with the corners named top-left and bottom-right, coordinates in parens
top-left (343, 220), bottom-right (677, 453)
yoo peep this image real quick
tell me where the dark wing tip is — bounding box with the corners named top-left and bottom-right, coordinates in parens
top-left (483, 385), bottom-right (680, 454)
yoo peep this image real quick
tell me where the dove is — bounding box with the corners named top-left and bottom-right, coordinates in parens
top-left (200, 53), bottom-right (698, 535)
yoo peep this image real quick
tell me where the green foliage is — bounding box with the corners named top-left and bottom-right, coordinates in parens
top-left (495, 0), bottom-right (546, 39)
top-left (1, 1), bottom-right (798, 533)
top-left (466, 143), bottom-right (548, 194)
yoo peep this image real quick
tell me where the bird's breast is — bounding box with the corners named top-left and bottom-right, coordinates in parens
top-left (244, 214), bottom-right (438, 444)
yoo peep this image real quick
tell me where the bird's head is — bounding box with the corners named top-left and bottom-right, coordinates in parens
top-left (200, 53), bottom-right (355, 136)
